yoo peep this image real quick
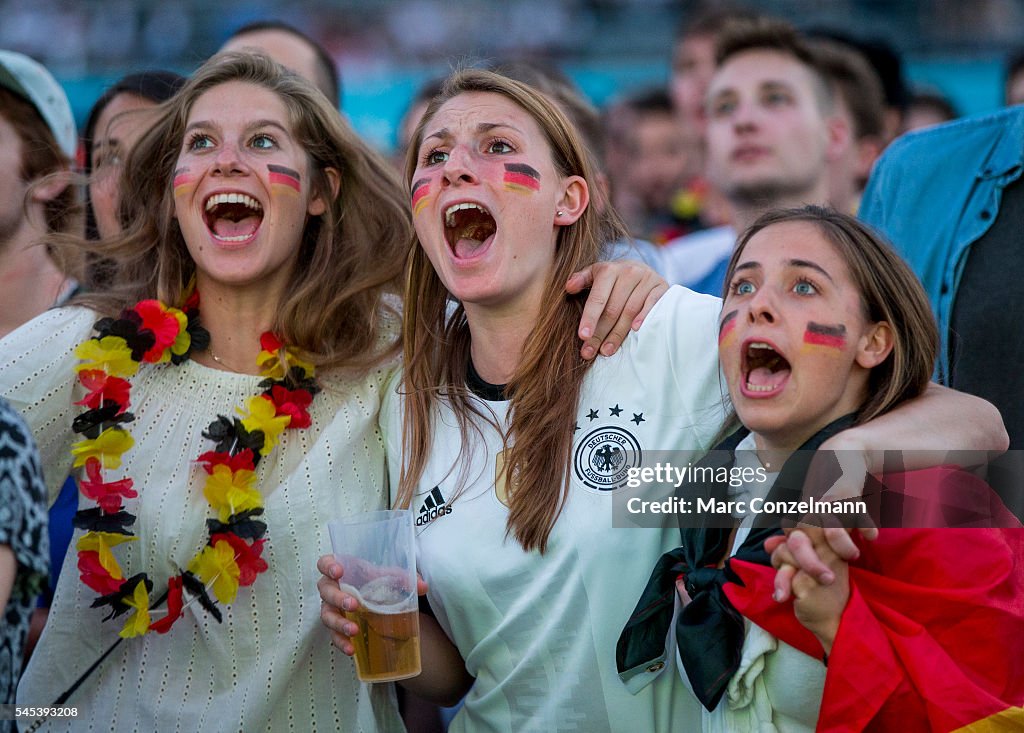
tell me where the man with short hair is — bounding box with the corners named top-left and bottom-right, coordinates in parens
top-left (0, 50), bottom-right (78, 338)
top-left (669, 5), bottom-right (763, 135)
top-left (663, 18), bottom-right (849, 294)
top-left (901, 89), bottom-right (959, 133)
top-left (661, 6), bottom-right (761, 238)
top-left (616, 87), bottom-right (702, 244)
top-left (221, 21), bottom-right (341, 108)
top-left (811, 38), bottom-right (887, 214)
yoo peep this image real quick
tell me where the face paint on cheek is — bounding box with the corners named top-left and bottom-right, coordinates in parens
top-left (718, 310), bottom-right (738, 346)
top-left (267, 164), bottom-right (301, 196)
top-left (503, 163), bottom-right (541, 193)
top-left (173, 167), bottom-right (197, 198)
top-left (803, 322), bottom-right (847, 352)
top-left (411, 177), bottom-right (432, 216)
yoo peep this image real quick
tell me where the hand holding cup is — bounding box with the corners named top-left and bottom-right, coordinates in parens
top-left (323, 510), bottom-right (422, 682)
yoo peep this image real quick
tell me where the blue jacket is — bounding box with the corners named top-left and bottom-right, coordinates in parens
top-left (859, 106), bottom-right (1024, 382)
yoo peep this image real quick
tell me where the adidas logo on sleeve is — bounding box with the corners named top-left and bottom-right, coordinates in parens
top-left (416, 486), bottom-right (452, 526)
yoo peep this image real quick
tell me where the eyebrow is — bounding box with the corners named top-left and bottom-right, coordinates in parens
top-left (788, 259), bottom-right (834, 282)
top-left (90, 139), bottom-right (120, 165)
top-left (422, 121), bottom-right (524, 144)
top-left (95, 112), bottom-right (148, 148)
top-left (707, 88), bottom-right (735, 104)
top-left (760, 80), bottom-right (796, 93)
top-left (732, 259), bottom-right (834, 282)
top-left (182, 119), bottom-right (291, 137)
top-left (709, 79), bottom-right (795, 101)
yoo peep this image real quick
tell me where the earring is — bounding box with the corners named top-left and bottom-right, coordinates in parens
top-left (556, 210), bottom-right (565, 217)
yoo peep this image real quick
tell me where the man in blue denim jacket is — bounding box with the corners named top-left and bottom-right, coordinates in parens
top-left (860, 106), bottom-right (1024, 458)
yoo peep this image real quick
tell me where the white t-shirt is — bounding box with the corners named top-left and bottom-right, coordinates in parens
top-left (382, 286), bottom-right (726, 733)
top-left (1, 307), bottom-right (403, 733)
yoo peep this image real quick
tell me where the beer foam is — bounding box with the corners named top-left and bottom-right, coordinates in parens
top-left (339, 578), bottom-right (415, 614)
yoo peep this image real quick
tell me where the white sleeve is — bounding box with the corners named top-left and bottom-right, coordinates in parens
top-left (625, 285), bottom-right (728, 450)
top-left (0, 307), bottom-right (97, 505)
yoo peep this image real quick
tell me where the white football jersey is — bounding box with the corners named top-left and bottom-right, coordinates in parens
top-left (383, 286), bottom-right (726, 732)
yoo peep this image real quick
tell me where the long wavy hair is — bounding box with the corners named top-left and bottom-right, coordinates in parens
top-left (67, 52), bottom-right (411, 372)
top-left (395, 69), bottom-right (627, 553)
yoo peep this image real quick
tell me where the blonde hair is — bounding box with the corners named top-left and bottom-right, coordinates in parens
top-left (396, 69), bottom-right (626, 552)
top-left (724, 206), bottom-right (937, 423)
top-left (68, 52), bottom-right (411, 372)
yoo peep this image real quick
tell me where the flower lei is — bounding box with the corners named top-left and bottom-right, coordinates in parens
top-left (70, 290), bottom-right (320, 638)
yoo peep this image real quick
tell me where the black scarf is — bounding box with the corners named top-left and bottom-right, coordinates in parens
top-left (616, 415), bottom-right (856, 711)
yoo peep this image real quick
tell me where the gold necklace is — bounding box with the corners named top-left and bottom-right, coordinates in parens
top-left (209, 350), bottom-right (244, 373)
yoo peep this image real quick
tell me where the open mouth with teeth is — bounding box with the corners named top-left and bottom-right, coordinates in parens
top-left (742, 341), bottom-right (792, 396)
top-left (204, 192), bottom-right (264, 244)
top-left (444, 202), bottom-right (497, 259)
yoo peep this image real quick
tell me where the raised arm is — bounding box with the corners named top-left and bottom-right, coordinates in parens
top-left (777, 383), bottom-right (1006, 588)
top-left (817, 382), bottom-right (1007, 506)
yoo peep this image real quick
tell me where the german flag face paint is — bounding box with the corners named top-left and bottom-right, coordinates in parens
top-left (503, 163), bottom-right (541, 193)
top-left (411, 177), bottom-right (431, 216)
top-left (173, 167), bottom-right (197, 198)
top-left (267, 164), bottom-right (301, 195)
top-left (718, 310), bottom-right (738, 347)
top-left (803, 322), bottom-right (847, 351)
top-left (408, 91), bottom-right (571, 313)
top-left (716, 219), bottom-right (888, 447)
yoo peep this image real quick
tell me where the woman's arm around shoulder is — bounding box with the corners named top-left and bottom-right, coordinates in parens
top-left (820, 383), bottom-right (1007, 501)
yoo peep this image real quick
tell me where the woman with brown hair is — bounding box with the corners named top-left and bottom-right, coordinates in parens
top-left (0, 52), bottom-right (663, 731)
top-left (318, 72), bottom-right (1006, 732)
top-left (618, 207), bottom-right (1022, 731)
top-left (0, 50), bottom-right (411, 730)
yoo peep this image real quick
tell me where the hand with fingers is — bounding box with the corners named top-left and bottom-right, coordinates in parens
top-left (766, 527), bottom-right (851, 654)
top-left (566, 259), bottom-right (668, 360)
top-left (770, 439), bottom-right (881, 602)
top-left (316, 554), bottom-right (428, 655)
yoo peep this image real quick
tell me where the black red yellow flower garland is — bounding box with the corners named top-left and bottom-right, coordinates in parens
top-left (71, 291), bottom-right (320, 638)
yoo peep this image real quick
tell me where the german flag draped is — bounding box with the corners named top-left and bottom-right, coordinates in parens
top-left (726, 521), bottom-right (1024, 732)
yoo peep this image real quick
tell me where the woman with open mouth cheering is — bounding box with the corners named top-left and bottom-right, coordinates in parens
top-left (1, 51), bottom-right (412, 731)
top-left (318, 70), bottom-right (1007, 732)
top-left (0, 52), bottom-right (670, 732)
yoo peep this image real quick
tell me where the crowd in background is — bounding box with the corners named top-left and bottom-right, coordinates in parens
top-left (2, 1), bottom-right (1024, 730)
top-left (5, 0), bottom-right (1024, 75)
top-left (3, 0), bottom-right (1023, 147)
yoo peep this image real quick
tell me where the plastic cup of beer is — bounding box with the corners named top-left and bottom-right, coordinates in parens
top-left (327, 509), bottom-right (421, 682)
